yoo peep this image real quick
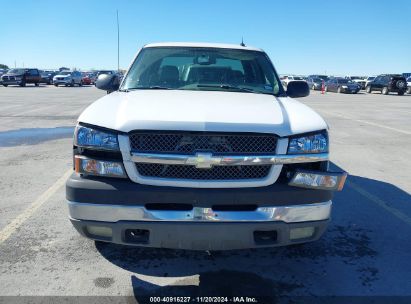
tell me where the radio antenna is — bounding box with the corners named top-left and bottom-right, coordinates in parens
top-left (240, 37), bottom-right (246, 47)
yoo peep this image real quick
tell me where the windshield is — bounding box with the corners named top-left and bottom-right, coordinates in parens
top-left (121, 47), bottom-right (282, 95)
top-left (293, 76), bottom-right (303, 80)
top-left (8, 69), bottom-right (26, 74)
top-left (337, 79), bottom-right (350, 84)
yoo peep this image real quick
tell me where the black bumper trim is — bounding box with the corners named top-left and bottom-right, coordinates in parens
top-left (70, 218), bottom-right (329, 250)
top-left (66, 173), bottom-right (333, 207)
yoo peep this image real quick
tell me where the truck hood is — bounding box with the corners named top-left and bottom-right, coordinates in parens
top-left (78, 90), bottom-right (327, 137)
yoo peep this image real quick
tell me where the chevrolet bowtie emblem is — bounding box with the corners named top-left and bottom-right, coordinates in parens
top-left (186, 152), bottom-right (220, 169)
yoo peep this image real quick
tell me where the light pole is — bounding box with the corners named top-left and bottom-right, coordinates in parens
top-left (117, 10), bottom-right (120, 73)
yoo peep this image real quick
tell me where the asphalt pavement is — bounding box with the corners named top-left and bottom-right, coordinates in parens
top-left (0, 85), bottom-right (411, 303)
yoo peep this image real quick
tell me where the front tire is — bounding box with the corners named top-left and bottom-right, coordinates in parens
top-left (382, 87), bottom-right (389, 95)
top-left (2, 84), bottom-right (8, 87)
top-left (35, 82), bottom-right (39, 87)
top-left (398, 91), bottom-right (404, 96)
top-left (20, 81), bottom-right (26, 87)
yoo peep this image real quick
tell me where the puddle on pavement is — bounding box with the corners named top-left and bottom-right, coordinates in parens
top-left (0, 126), bottom-right (74, 147)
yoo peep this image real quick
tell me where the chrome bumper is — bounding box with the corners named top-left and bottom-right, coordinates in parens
top-left (1, 80), bottom-right (21, 85)
top-left (67, 200), bottom-right (332, 223)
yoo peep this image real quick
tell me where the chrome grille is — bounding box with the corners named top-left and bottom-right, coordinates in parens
top-left (136, 164), bottom-right (271, 180)
top-left (129, 131), bottom-right (277, 155)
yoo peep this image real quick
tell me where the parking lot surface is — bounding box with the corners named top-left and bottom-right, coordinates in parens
top-left (1, 85), bottom-right (411, 302)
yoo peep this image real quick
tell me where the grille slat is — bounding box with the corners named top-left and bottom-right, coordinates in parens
top-left (136, 164), bottom-right (271, 180)
top-left (129, 132), bottom-right (277, 155)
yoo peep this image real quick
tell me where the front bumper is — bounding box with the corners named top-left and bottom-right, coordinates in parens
top-left (1, 80), bottom-right (22, 85)
top-left (66, 173), bottom-right (334, 250)
top-left (341, 87), bottom-right (360, 93)
top-left (70, 217), bottom-right (330, 250)
top-left (54, 79), bottom-right (71, 85)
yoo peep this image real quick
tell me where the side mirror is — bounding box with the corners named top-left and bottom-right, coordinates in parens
top-left (95, 74), bottom-right (120, 93)
top-left (286, 81), bottom-right (310, 98)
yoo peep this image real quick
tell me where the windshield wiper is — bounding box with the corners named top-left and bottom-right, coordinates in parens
top-left (127, 86), bottom-right (172, 90)
top-left (196, 84), bottom-right (278, 95)
top-left (197, 84), bottom-right (256, 93)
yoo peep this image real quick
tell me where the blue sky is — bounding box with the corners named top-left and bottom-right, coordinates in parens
top-left (1, 0), bottom-right (410, 75)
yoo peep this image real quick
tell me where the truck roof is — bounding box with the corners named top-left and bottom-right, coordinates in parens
top-left (143, 42), bottom-right (264, 52)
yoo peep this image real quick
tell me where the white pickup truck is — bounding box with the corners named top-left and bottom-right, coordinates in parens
top-left (66, 42), bottom-right (347, 250)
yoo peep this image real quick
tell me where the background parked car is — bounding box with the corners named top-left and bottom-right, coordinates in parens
top-left (81, 73), bottom-right (93, 85)
top-left (281, 75), bottom-right (305, 88)
top-left (53, 71), bottom-right (83, 87)
top-left (89, 73), bottom-right (97, 84)
top-left (308, 74), bottom-right (329, 82)
top-left (347, 76), bottom-right (367, 90)
top-left (0, 69), bottom-right (6, 84)
top-left (325, 78), bottom-right (360, 94)
top-left (1, 68), bottom-right (41, 87)
top-left (365, 74), bottom-right (407, 95)
top-left (40, 70), bottom-right (57, 85)
top-left (307, 77), bottom-right (324, 90)
top-left (406, 77), bottom-right (411, 94)
top-left (96, 70), bottom-right (115, 77)
top-left (364, 76), bottom-right (375, 88)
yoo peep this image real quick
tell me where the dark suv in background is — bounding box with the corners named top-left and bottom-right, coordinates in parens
top-left (40, 70), bottom-right (57, 85)
top-left (1, 68), bottom-right (41, 87)
top-left (366, 74), bottom-right (407, 95)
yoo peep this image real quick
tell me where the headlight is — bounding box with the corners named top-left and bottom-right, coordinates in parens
top-left (75, 125), bottom-right (119, 151)
top-left (342, 85), bottom-right (348, 89)
top-left (288, 131), bottom-right (328, 154)
top-left (75, 156), bottom-right (126, 178)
